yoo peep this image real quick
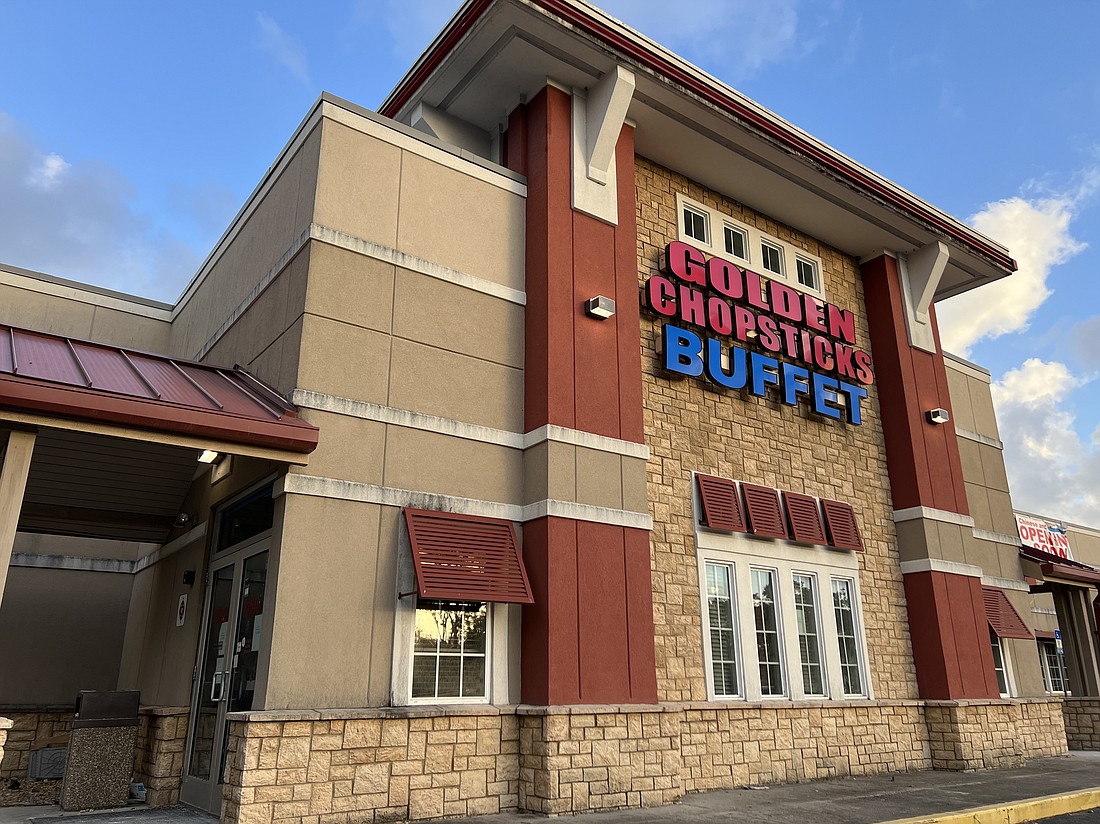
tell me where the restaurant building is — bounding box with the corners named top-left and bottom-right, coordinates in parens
top-left (0, 0), bottom-right (1098, 820)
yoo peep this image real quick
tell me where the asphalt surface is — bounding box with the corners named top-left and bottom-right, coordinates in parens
top-left (0, 753), bottom-right (1097, 824)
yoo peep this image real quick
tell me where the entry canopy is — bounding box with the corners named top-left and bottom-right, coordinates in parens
top-left (0, 323), bottom-right (318, 455)
top-left (1021, 545), bottom-right (1100, 587)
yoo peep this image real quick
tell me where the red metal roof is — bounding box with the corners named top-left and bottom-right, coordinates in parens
top-left (982, 587), bottom-right (1033, 640)
top-left (0, 324), bottom-right (318, 453)
top-left (404, 508), bottom-right (534, 604)
top-left (1019, 546), bottom-right (1100, 586)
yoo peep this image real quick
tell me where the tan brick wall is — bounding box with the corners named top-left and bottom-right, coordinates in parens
top-left (133, 706), bottom-right (189, 807)
top-left (680, 701), bottom-right (930, 791)
top-left (518, 707), bottom-right (682, 814)
top-left (0, 717), bottom-right (11, 775)
top-left (635, 157), bottom-right (917, 704)
top-left (1063, 698), bottom-right (1100, 750)
top-left (926, 700), bottom-right (1066, 770)
top-left (0, 710), bottom-right (72, 779)
top-left (221, 708), bottom-right (520, 824)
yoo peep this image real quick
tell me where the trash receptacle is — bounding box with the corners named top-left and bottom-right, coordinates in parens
top-left (60, 690), bottom-right (141, 811)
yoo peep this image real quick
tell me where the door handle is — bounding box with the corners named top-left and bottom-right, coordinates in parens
top-left (211, 670), bottom-right (225, 702)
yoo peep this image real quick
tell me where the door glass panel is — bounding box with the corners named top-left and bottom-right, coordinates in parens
top-left (230, 552), bottom-right (268, 713)
top-left (188, 566), bottom-right (234, 780)
top-left (216, 485), bottom-right (274, 553)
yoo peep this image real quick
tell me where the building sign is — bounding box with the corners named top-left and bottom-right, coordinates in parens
top-left (1016, 514), bottom-right (1072, 559)
top-left (644, 242), bottom-right (875, 425)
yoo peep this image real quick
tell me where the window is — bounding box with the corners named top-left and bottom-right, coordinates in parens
top-left (989, 629), bottom-right (1010, 696)
top-left (705, 563), bottom-right (740, 696)
top-left (793, 573), bottom-right (826, 696)
top-left (697, 536), bottom-right (870, 701)
top-left (394, 508), bottom-right (531, 705)
top-left (412, 600), bottom-right (488, 700)
top-left (724, 224), bottom-right (748, 261)
top-left (683, 204), bottom-right (709, 244)
top-left (1039, 639), bottom-right (1069, 695)
top-left (831, 577), bottom-right (864, 695)
top-left (751, 568), bottom-right (785, 696)
top-left (796, 257), bottom-right (819, 290)
top-left (674, 194), bottom-right (825, 298)
top-left (760, 240), bottom-right (784, 276)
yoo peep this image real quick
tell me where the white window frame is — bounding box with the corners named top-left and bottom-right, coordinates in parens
top-left (989, 629), bottom-right (1015, 698)
top-left (391, 527), bottom-right (518, 706)
top-left (695, 514), bottom-right (872, 702)
top-left (1039, 638), bottom-right (1070, 695)
top-left (674, 193), bottom-right (826, 299)
top-left (795, 255), bottom-right (819, 291)
top-left (408, 599), bottom-right (491, 703)
top-left (792, 571), bottom-right (828, 698)
top-left (682, 202), bottom-right (710, 245)
top-left (830, 576), bottom-right (867, 697)
top-left (750, 565), bottom-right (787, 698)
top-left (759, 238), bottom-right (785, 277)
top-left (703, 561), bottom-right (742, 698)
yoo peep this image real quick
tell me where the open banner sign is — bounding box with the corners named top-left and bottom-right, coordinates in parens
top-left (1016, 514), bottom-right (1072, 559)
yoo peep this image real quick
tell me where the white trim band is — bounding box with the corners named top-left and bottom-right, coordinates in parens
top-left (310, 224), bottom-right (526, 306)
top-left (893, 507), bottom-right (975, 528)
top-left (973, 528), bottom-right (1023, 547)
top-left (955, 428), bottom-right (1003, 449)
top-left (899, 558), bottom-right (983, 578)
top-left (291, 390), bottom-right (649, 459)
top-left (1032, 607), bottom-right (1058, 616)
top-left (279, 474), bottom-right (653, 530)
top-left (981, 575), bottom-right (1030, 592)
top-left (10, 553), bottom-right (135, 574)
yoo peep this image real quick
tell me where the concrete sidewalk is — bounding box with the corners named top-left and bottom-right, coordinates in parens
top-left (0, 753), bottom-right (1097, 824)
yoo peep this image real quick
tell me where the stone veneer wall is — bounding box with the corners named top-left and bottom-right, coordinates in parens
top-left (1063, 698), bottom-right (1100, 750)
top-left (0, 717), bottom-right (11, 777)
top-left (925, 700), bottom-right (1066, 770)
top-left (133, 706), bottom-right (190, 807)
top-left (0, 709), bottom-right (72, 779)
top-left (221, 700), bottom-right (1065, 823)
top-left (634, 157), bottom-right (918, 705)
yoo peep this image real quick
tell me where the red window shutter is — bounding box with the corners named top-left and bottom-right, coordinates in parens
top-left (982, 587), bottom-right (1033, 639)
top-left (742, 484), bottom-right (788, 540)
top-left (403, 508), bottom-right (534, 604)
top-left (783, 492), bottom-right (826, 545)
top-left (696, 474), bottom-right (746, 532)
top-left (822, 499), bottom-right (864, 551)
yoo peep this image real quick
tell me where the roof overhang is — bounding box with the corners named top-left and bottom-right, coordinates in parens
top-left (1020, 546), bottom-right (1100, 587)
top-left (1, 324), bottom-right (318, 463)
top-left (381, 0), bottom-right (1016, 300)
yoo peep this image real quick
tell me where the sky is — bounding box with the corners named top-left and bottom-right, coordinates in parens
top-left (2, 0), bottom-right (1099, 529)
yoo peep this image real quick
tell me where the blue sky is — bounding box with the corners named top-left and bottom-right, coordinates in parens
top-left (2, 0), bottom-right (1099, 529)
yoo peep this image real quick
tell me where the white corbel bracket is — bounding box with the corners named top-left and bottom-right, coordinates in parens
top-left (899, 241), bottom-right (949, 353)
top-left (572, 65), bottom-right (635, 224)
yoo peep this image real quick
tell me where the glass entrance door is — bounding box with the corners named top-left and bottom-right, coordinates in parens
top-left (180, 542), bottom-right (269, 813)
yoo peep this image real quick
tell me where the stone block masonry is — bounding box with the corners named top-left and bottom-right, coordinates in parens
top-left (220, 699), bottom-right (1066, 823)
top-left (0, 709), bottom-right (72, 779)
top-left (0, 717), bottom-right (11, 777)
top-left (133, 706), bottom-right (190, 807)
top-left (1063, 698), bottom-right (1100, 750)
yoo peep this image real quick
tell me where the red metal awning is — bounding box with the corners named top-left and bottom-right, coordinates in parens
top-left (821, 499), bottom-right (864, 552)
top-left (0, 324), bottom-right (318, 453)
top-left (696, 474), bottom-right (746, 533)
top-left (404, 508), bottom-right (534, 604)
top-left (1020, 546), bottom-right (1100, 586)
top-left (982, 587), bottom-right (1033, 640)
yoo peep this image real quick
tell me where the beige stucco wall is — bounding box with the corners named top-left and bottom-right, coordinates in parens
top-left (0, 566), bottom-right (131, 704)
top-left (260, 107), bottom-right (527, 709)
top-left (636, 157), bottom-right (918, 703)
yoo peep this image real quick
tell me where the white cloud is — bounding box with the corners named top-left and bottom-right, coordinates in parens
top-left (0, 114), bottom-right (204, 301)
top-left (937, 182), bottom-right (1090, 357)
top-left (26, 153), bottom-right (70, 190)
top-left (256, 12), bottom-right (311, 85)
top-left (991, 358), bottom-right (1100, 526)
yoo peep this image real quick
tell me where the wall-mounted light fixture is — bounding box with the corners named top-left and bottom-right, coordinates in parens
top-left (926, 408), bottom-right (950, 425)
top-left (175, 512), bottom-right (193, 528)
top-left (198, 449), bottom-right (220, 464)
top-left (584, 296), bottom-right (616, 319)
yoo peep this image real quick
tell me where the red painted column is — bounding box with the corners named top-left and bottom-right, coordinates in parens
top-left (862, 253), bottom-right (997, 699)
top-left (508, 86), bottom-right (657, 705)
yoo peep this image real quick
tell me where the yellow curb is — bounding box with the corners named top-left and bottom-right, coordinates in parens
top-left (880, 787), bottom-right (1100, 824)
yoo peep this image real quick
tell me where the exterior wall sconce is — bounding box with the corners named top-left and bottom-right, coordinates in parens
top-left (198, 449), bottom-right (220, 463)
top-left (585, 296), bottom-right (616, 319)
top-left (926, 408), bottom-right (950, 425)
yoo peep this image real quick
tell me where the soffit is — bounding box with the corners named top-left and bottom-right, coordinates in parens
top-left (382, 0), bottom-right (1015, 300)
